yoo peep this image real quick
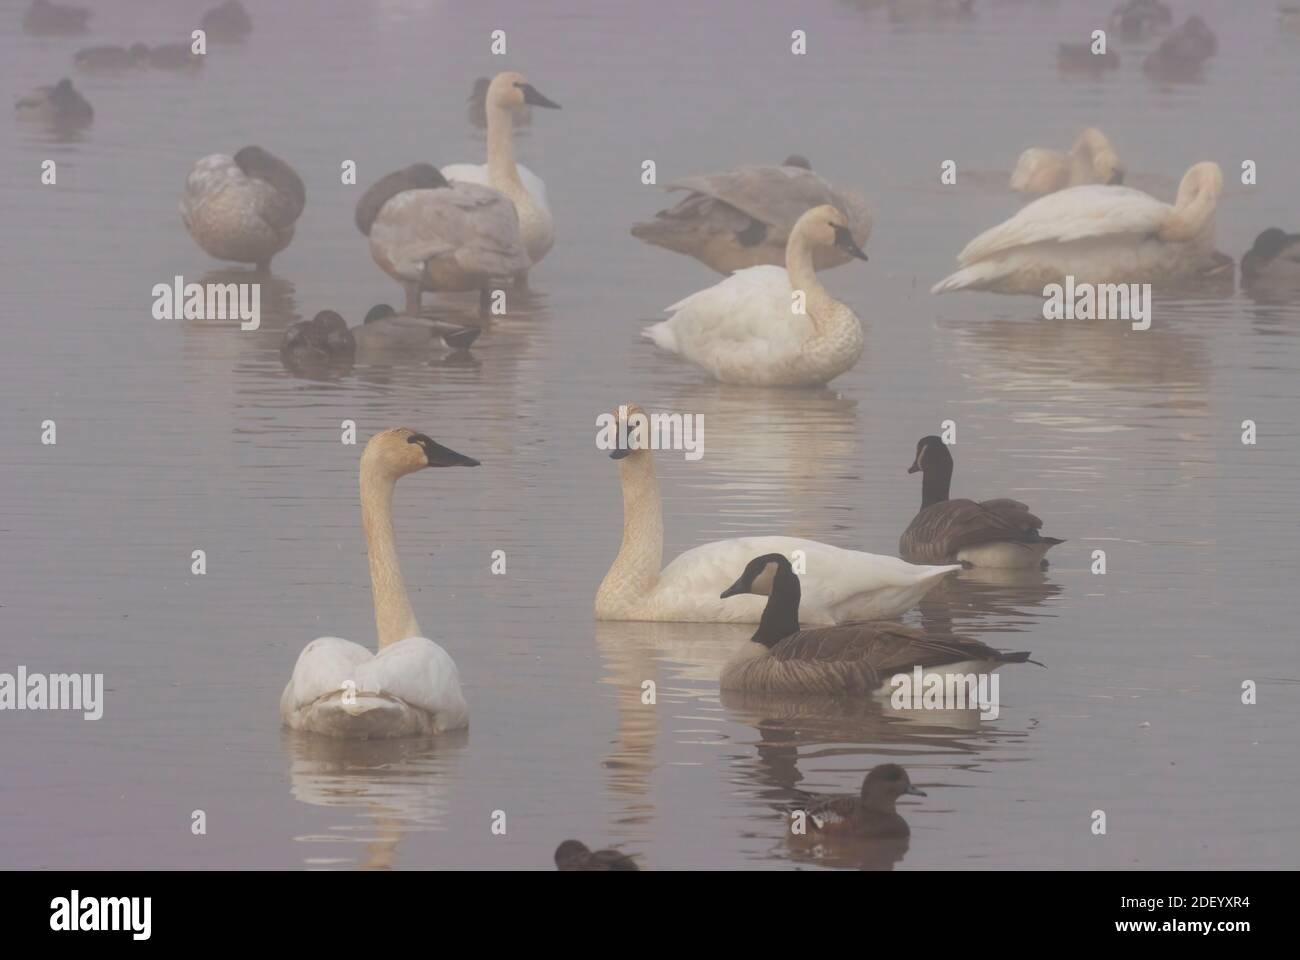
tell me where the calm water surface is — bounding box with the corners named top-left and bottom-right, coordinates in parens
top-left (2, 0), bottom-right (1298, 869)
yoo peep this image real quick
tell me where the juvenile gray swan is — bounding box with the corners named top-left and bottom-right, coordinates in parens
top-left (718, 553), bottom-right (1034, 694)
top-left (901, 436), bottom-right (1062, 568)
top-left (554, 840), bottom-right (639, 871)
top-left (795, 764), bottom-right (926, 839)
top-left (181, 146), bottom-right (305, 271)
top-left (631, 156), bottom-right (872, 274)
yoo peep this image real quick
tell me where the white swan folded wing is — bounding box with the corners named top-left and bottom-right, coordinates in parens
top-left (280, 635), bottom-right (468, 736)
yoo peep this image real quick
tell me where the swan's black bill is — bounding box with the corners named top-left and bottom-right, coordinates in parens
top-left (833, 224), bottom-right (868, 261)
top-left (518, 84), bottom-right (561, 109)
top-left (408, 433), bottom-right (480, 467)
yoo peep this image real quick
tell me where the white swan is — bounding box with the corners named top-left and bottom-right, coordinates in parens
top-left (1010, 128), bottom-right (1124, 196)
top-left (441, 71), bottom-right (560, 281)
top-left (360, 163), bottom-right (530, 315)
top-left (181, 146), bottom-right (305, 271)
top-left (933, 161), bottom-right (1227, 295)
top-left (595, 405), bottom-right (959, 624)
top-left (642, 205), bottom-right (867, 387)
top-left (280, 428), bottom-right (477, 739)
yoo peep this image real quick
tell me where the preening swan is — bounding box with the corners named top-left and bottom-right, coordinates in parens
top-left (15, 78), bottom-right (93, 128)
top-left (442, 72), bottom-right (561, 279)
top-left (359, 162), bottom-right (529, 315)
top-left (631, 157), bottom-right (872, 274)
top-left (793, 765), bottom-right (926, 840)
top-left (718, 553), bottom-right (1034, 693)
top-left (181, 146), bottom-right (305, 271)
top-left (932, 161), bottom-right (1226, 295)
top-left (642, 205), bottom-right (867, 387)
top-left (595, 405), bottom-right (959, 624)
top-left (900, 436), bottom-right (1062, 568)
top-left (1009, 128), bottom-right (1124, 195)
top-left (554, 841), bottom-right (639, 871)
top-left (280, 428), bottom-right (478, 738)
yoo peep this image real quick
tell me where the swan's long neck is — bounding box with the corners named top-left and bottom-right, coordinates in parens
top-left (597, 455), bottom-right (664, 610)
top-left (361, 463), bottom-right (421, 649)
top-left (785, 225), bottom-right (863, 363)
top-left (486, 102), bottom-right (527, 204)
top-left (1161, 167), bottom-right (1221, 243)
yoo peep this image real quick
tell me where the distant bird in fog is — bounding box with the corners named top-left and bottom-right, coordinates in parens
top-left (1056, 42), bottom-right (1121, 77)
top-left (15, 78), bottom-right (93, 128)
top-left (22, 0), bottom-right (90, 36)
top-left (74, 44), bottom-right (151, 71)
top-left (1143, 16), bottom-right (1217, 82)
top-left (181, 146), bottom-right (305, 271)
top-left (554, 841), bottom-right (639, 871)
top-left (443, 72), bottom-right (562, 283)
top-left (1010, 128), bottom-right (1124, 196)
top-left (1107, 0), bottom-right (1173, 42)
top-left (146, 43), bottom-right (205, 71)
top-left (631, 156), bottom-right (872, 275)
top-left (281, 310), bottom-right (357, 376)
top-left (1241, 228), bottom-right (1300, 297)
top-left (200, 0), bottom-right (253, 43)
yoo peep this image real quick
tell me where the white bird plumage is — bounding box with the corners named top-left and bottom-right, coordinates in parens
top-left (280, 428), bottom-right (478, 739)
top-left (642, 205), bottom-right (868, 387)
top-left (933, 161), bottom-right (1226, 295)
top-left (595, 405), bottom-right (959, 624)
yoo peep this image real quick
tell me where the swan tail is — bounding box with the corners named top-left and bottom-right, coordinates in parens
top-left (641, 321), bottom-right (678, 352)
top-left (297, 692), bottom-right (417, 738)
top-left (930, 260), bottom-right (1009, 294)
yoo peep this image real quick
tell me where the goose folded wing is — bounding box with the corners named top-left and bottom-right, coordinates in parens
top-left (912, 498), bottom-right (1046, 556)
top-left (957, 185), bottom-right (1170, 265)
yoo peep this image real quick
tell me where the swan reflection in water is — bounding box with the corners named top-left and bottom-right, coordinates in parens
top-left (282, 729), bottom-right (466, 870)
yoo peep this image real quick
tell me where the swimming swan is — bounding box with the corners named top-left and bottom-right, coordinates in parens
top-left (900, 436), bottom-right (1062, 567)
top-left (718, 553), bottom-right (1034, 693)
top-left (442, 72), bottom-right (561, 280)
top-left (642, 205), bottom-right (868, 387)
top-left (595, 406), bottom-right (959, 624)
top-left (631, 157), bottom-right (872, 274)
top-left (280, 428), bottom-right (478, 738)
top-left (181, 146), bottom-right (305, 271)
top-left (360, 162), bottom-right (529, 315)
top-left (1009, 128), bottom-right (1124, 195)
top-left (932, 161), bottom-right (1226, 294)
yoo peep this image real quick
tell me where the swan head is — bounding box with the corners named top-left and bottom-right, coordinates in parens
top-left (607, 403), bottom-right (651, 460)
top-left (720, 553), bottom-right (793, 598)
top-left (861, 764), bottom-right (926, 806)
top-left (795, 204), bottom-right (868, 261)
top-left (908, 435), bottom-right (952, 475)
top-left (488, 71), bottom-right (561, 111)
top-left (363, 428), bottom-right (480, 479)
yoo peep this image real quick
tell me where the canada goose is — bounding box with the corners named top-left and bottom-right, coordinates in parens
top-left (596, 404), bottom-right (960, 624)
top-left (1242, 228), bottom-right (1300, 282)
top-left (73, 44), bottom-right (150, 71)
top-left (280, 429), bottom-right (477, 738)
top-left (22, 0), bottom-right (90, 36)
top-left (718, 553), bottom-right (1034, 693)
top-left (181, 146), bottom-right (305, 271)
top-left (642, 204), bottom-right (868, 387)
top-left (933, 162), bottom-right (1226, 294)
top-left (1010, 128), bottom-right (1125, 195)
top-left (794, 765), bottom-right (926, 839)
top-left (146, 43), bottom-right (204, 71)
top-left (1056, 44), bottom-right (1121, 76)
top-left (901, 436), bottom-right (1062, 568)
top-left (442, 72), bottom-right (560, 282)
top-left (15, 78), bottom-right (93, 128)
top-left (631, 157), bottom-right (872, 275)
top-left (554, 840), bottom-right (639, 871)
top-left (1143, 16), bottom-right (1217, 82)
top-left (1107, 0), bottom-right (1173, 41)
top-left (360, 162), bottom-right (529, 315)
top-left (467, 76), bottom-right (531, 130)
top-left (200, 0), bottom-right (252, 43)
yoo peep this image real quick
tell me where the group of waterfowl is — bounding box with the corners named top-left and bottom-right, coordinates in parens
top-left (1058, 2), bottom-right (1218, 82)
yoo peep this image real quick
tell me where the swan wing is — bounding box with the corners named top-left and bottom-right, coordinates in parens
top-left (280, 637), bottom-right (375, 716)
top-left (352, 637), bottom-right (468, 728)
top-left (667, 166), bottom-right (840, 230)
top-left (369, 185), bottom-right (529, 279)
top-left (957, 185), bottom-right (1170, 264)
